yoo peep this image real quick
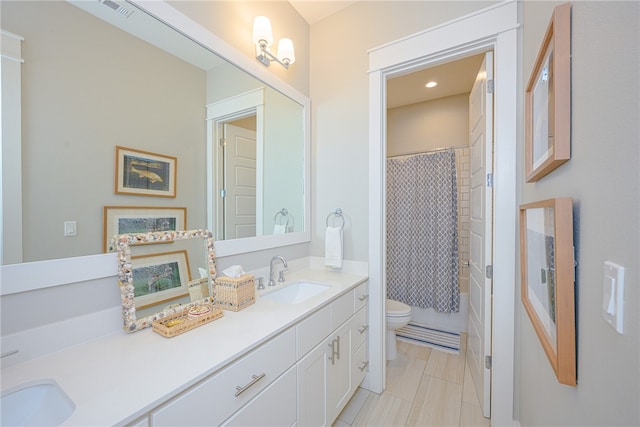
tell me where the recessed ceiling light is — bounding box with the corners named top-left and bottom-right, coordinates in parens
top-left (425, 81), bottom-right (437, 88)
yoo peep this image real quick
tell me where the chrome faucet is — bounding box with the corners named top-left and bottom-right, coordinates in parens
top-left (268, 256), bottom-right (288, 286)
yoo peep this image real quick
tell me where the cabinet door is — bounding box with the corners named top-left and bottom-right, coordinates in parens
top-left (222, 366), bottom-right (297, 427)
top-left (125, 415), bottom-right (149, 427)
top-left (297, 339), bottom-right (329, 427)
top-left (326, 320), bottom-right (352, 423)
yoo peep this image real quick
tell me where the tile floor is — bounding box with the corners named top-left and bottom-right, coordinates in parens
top-left (334, 335), bottom-right (491, 427)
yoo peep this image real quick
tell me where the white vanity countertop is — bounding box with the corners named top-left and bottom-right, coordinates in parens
top-left (0, 268), bottom-right (367, 426)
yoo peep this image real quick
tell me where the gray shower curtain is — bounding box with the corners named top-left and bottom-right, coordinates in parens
top-left (386, 150), bottom-right (460, 313)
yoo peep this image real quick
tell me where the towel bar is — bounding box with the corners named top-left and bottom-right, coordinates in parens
top-left (274, 208), bottom-right (289, 226)
top-left (326, 208), bottom-right (345, 230)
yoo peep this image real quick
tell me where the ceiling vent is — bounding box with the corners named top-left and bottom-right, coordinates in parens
top-left (99, 0), bottom-right (134, 18)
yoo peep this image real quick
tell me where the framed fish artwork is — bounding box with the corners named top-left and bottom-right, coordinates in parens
top-left (115, 146), bottom-right (177, 197)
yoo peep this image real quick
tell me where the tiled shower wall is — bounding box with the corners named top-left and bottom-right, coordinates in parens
top-left (455, 147), bottom-right (471, 293)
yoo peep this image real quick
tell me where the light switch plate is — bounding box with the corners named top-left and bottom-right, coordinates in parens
top-left (603, 261), bottom-right (624, 334)
top-left (64, 221), bottom-right (77, 237)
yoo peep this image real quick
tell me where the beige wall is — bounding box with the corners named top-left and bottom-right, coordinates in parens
top-left (518, 2), bottom-right (639, 425)
top-left (2, 1), bottom-right (207, 262)
top-left (168, 1), bottom-right (310, 97)
top-left (387, 93), bottom-right (469, 156)
top-left (309, 1), bottom-right (495, 261)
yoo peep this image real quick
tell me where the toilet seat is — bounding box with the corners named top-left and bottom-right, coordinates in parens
top-left (386, 298), bottom-right (411, 317)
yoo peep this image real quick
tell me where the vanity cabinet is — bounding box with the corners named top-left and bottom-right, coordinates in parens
top-left (297, 282), bottom-right (369, 426)
top-left (150, 328), bottom-right (296, 426)
top-left (138, 281), bottom-right (368, 427)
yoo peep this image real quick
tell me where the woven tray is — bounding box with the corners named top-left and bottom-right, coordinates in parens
top-left (215, 274), bottom-right (256, 312)
top-left (152, 303), bottom-right (223, 338)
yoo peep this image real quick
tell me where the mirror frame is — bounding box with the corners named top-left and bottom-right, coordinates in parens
top-left (134, 1), bottom-right (311, 258)
top-left (113, 229), bottom-right (217, 333)
top-left (0, 0), bottom-right (310, 288)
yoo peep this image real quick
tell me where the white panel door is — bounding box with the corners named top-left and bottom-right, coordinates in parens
top-left (223, 124), bottom-right (256, 239)
top-left (467, 51), bottom-right (493, 418)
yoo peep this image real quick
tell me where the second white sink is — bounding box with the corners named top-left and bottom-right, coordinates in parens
top-left (1, 380), bottom-right (75, 426)
top-left (263, 281), bottom-right (330, 304)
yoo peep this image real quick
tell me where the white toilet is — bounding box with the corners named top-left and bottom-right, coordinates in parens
top-left (385, 298), bottom-right (412, 360)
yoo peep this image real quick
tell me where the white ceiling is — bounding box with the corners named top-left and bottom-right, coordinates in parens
top-left (387, 54), bottom-right (485, 109)
top-left (288, 1), bottom-right (357, 25)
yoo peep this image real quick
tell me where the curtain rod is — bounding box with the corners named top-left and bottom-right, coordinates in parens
top-left (387, 144), bottom-right (469, 159)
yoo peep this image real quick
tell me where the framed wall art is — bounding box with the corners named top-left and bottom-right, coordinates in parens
top-left (519, 197), bottom-right (576, 386)
top-left (525, 2), bottom-right (571, 182)
top-left (131, 249), bottom-right (191, 310)
top-left (103, 206), bottom-right (187, 252)
top-left (115, 146), bottom-right (177, 197)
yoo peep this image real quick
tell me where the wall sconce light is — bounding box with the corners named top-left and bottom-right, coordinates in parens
top-left (252, 16), bottom-right (295, 69)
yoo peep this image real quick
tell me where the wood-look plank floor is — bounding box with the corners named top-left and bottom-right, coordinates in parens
top-left (334, 335), bottom-right (491, 427)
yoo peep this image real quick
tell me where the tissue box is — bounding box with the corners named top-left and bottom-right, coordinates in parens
top-left (214, 274), bottom-right (256, 311)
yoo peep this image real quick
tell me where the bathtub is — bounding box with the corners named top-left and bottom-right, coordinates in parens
top-left (409, 291), bottom-right (469, 334)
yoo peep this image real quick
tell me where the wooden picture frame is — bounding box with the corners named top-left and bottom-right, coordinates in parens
top-left (525, 3), bottom-right (571, 182)
top-left (519, 198), bottom-right (576, 386)
top-left (131, 250), bottom-right (191, 310)
top-left (103, 206), bottom-right (187, 252)
top-left (115, 146), bottom-right (177, 197)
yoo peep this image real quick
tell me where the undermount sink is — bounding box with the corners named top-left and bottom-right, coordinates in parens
top-left (262, 281), bottom-right (330, 304)
top-left (1, 380), bottom-right (75, 427)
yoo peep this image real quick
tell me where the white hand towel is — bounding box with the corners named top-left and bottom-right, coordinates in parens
top-left (325, 226), bottom-right (343, 269)
top-left (273, 223), bottom-right (287, 234)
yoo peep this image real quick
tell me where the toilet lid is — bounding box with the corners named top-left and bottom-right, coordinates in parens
top-left (386, 298), bottom-right (411, 316)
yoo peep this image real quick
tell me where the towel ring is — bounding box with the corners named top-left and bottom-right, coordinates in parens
top-left (274, 208), bottom-right (289, 227)
top-left (326, 208), bottom-right (345, 230)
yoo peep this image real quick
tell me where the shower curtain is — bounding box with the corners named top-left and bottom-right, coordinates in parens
top-left (386, 150), bottom-right (460, 313)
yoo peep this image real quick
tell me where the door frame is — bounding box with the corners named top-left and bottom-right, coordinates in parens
top-left (366, 2), bottom-right (519, 425)
top-left (206, 88), bottom-right (265, 241)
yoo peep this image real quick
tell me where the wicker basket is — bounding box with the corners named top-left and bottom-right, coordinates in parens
top-left (215, 274), bottom-right (256, 311)
top-left (152, 303), bottom-right (223, 338)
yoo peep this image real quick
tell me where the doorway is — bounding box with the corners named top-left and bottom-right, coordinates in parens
top-left (366, 3), bottom-right (518, 425)
top-left (385, 51), bottom-right (494, 418)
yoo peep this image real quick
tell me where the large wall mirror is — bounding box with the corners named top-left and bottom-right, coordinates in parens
top-left (1, 0), bottom-right (310, 267)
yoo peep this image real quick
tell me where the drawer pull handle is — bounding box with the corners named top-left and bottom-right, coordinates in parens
top-left (234, 373), bottom-right (266, 397)
top-left (358, 294), bottom-right (369, 302)
top-left (358, 325), bottom-right (369, 334)
top-left (358, 361), bottom-right (369, 372)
